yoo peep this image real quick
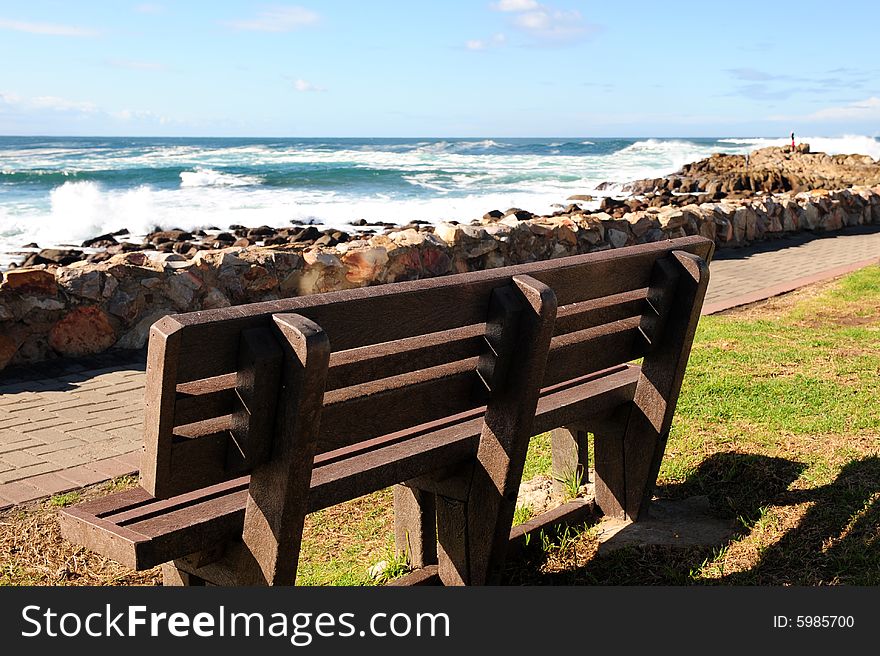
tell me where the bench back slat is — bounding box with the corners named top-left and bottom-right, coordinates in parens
top-left (168, 237), bottom-right (711, 383)
top-left (141, 236), bottom-right (713, 500)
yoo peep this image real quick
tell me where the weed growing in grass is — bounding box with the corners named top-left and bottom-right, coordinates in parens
top-left (368, 549), bottom-right (411, 584)
top-left (554, 466), bottom-right (584, 500)
top-left (48, 492), bottom-right (80, 508)
top-left (513, 505), bottom-right (534, 526)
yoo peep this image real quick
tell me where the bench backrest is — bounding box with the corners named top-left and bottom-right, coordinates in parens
top-left (140, 235), bottom-right (714, 500)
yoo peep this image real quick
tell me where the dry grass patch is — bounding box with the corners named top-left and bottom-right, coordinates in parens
top-left (0, 477), bottom-right (162, 586)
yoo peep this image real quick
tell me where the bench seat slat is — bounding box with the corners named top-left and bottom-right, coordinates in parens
top-left (60, 365), bottom-right (641, 570)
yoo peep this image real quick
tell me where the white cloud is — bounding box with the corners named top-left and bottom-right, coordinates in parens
top-left (106, 58), bottom-right (168, 72)
top-left (224, 6), bottom-right (319, 32)
top-left (0, 17), bottom-right (99, 37)
top-left (1, 89), bottom-right (173, 127)
top-left (769, 97), bottom-right (880, 122)
top-left (293, 78), bottom-right (325, 92)
top-left (30, 96), bottom-right (99, 113)
top-left (134, 3), bottom-right (165, 13)
top-left (514, 8), bottom-right (593, 42)
top-left (491, 0), bottom-right (539, 11)
top-left (466, 33), bottom-right (506, 50)
top-left (113, 108), bottom-right (170, 124)
top-left (485, 2), bottom-right (597, 45)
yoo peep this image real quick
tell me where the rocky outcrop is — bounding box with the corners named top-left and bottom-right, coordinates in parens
top-left (2, 184), bottom-right (879, 371)
top-left (627, 146), bottom-right (880, 196)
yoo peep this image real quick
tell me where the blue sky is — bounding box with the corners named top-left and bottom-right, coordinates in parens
top-left (0, 0), bottom-right (878, 137)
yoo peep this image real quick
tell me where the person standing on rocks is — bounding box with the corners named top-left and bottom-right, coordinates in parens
top-left (790, 132), bottom-right (796, 152)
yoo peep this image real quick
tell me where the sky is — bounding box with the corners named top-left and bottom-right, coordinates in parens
top-left (0, 0), bottom-right (878, 138)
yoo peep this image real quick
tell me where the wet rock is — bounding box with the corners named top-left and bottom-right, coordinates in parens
top-left (22, 249), bottom-right (84, 267)
top-left (292, 226), bottom-right (321, 243)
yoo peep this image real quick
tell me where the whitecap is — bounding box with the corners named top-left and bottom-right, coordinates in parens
top-left (179, 167), bottom-right (263, 187)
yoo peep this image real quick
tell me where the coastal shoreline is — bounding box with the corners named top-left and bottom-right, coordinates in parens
top-left (2, 145), bottom-right (880, 371)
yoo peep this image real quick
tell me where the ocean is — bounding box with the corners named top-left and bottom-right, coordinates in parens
top-left (2, 134), bottom-right (879, 267)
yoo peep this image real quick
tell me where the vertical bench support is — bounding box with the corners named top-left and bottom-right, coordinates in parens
top-left (620, 251), bottom-right (710, 520)
top-left (437, 275), bottom-right (557, 585)
top-left (236, 313), bottom-right (330, 584)
top-left (551, 425), bottom-right (589, 496)
top-left (393, 485), bottom-right (438, 568)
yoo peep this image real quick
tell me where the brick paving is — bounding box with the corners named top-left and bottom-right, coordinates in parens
top-left (0, 226), bottom-right (878, 508)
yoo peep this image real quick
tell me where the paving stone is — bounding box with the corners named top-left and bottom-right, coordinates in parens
top-left (0, 481), bottom-right (45, 504)
top-left (90, 457), bottom-right (138, 479)
top-left (0, 437), bottom-right (46, 454)
top-left (25, 438), bottom-right (88, 456)
top-left (1, 450), bottom-right (49, 468)
top-left (54, 464), bottom-right (106, 487)
top-left (0, 463), bottom-right (59, 484)
top-left (22, 472), bottom-right (80, 496)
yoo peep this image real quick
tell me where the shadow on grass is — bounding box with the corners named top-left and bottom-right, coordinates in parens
top-left (721, 456), bottom-right (880, 585)
top-left (503, 451), bottom-right (808, 585)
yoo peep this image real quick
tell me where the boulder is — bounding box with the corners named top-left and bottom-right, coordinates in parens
top-left (0, 333), bottom-right (18, 370)
top-left (1, 268), bottom-right (58, 295)
top-left (48, 306), bottom-right (117, 357)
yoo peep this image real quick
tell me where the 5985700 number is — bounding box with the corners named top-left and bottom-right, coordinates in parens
top-left (796, 616), bottom-right (854, 628)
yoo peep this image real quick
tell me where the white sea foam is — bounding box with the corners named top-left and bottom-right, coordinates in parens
top-left (3, 135), bottom-right (878, 258)
top-left (179, 167), bottom-right (262, 187)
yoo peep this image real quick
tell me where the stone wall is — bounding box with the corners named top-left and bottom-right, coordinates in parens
top-left (2, 185), bottom-right (879, 371)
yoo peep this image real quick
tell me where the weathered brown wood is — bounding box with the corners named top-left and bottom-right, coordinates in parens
top-left (591, 405), bottom-right (631, 519)
top-left (620, 249), bottom-right (712, 520)
top-left (437, 274), bottom-right (557, 585)
top-left (326, 325), bottom-right (484, 391)
top-left (59, 363), bottom-right (643, 571)
top-left (61, 237), bottom-right (714, 584)
top-left (551, 426), bottom-right (589, 496)
top-left (173, 387), bottom-right (239, 427)
top-left (385, 564), bottom-right (441, 586)
top-left (169, 237), bottom-right (712, 382)
top-left (543, 317), bottom-right (647, 387)
top-left (318, 359), bottom-right (482, 451)
top-left (230, 327), bottom-right (283, 468)
top-left (140, 316), bottom-right (184, 497)
top-left (553, 288), bottom-right (648, 336)
top-left (235, 313), bottom-right (331, 585)
top-left (638, 257), bottom-right (680, 349)
top-left (393, 484), bottom-right (438, 568)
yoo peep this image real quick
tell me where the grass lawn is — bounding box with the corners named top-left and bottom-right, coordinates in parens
top-left (1, 265), bottom-right (878, 586)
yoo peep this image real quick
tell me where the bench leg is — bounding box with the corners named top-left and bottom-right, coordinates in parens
top-left (393, 484), bottom-right (438, 568)
top-left (435, 492), bottom-right (469, 586)
top-left (592, 408), bottom-right (630, 520)
top-left (551, 425), bottom-right (589, 496)
top-left (161, 562), bottom-right (206, 586)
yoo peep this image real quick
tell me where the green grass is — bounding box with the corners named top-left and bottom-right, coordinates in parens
top-left (47, 492), bottom-right (81, 508)
top-left (524, 265), bottom-right (880, 585)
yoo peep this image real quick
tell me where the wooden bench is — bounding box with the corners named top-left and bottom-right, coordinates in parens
top-left (60, 235), bottom-right (713, 586)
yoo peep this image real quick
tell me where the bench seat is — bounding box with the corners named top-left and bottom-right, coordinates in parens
top-left (60, 364), bottom-right (640, 570)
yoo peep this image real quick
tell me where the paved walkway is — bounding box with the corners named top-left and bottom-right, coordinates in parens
top-left (1, 226), bottom-right (878, 509)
